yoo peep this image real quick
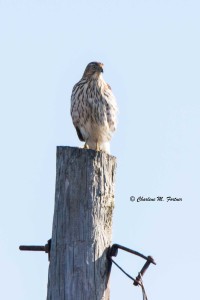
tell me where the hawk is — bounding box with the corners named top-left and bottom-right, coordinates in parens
top-left (70, 62), bottom-right (118, 153)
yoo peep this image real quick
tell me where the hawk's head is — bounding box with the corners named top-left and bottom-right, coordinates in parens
top-left (83, 62), bottom-right (104, 78)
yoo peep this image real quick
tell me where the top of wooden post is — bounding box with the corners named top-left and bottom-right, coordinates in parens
top-left (56, 145), bottom-right (117, 159)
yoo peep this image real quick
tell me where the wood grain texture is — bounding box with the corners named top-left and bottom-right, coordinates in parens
top-left (47, 146), bottom-right (116, 300)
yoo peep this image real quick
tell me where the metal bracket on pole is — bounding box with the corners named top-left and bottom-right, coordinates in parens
top-left (108, 243), bottom-right (156, 286)
top-left (19, 239), bottom-right (51, 261)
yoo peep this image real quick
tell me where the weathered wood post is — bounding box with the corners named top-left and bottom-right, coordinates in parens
top-left (47, 146), bottom-right (116, 300)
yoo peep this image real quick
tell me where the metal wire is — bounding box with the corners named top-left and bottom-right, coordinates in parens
top-left (110, 257), bottom-right (136, 283)
top-left (139, 275), bottom-right (148, 300)
top-left (110, 258), bottom-right (148, 300)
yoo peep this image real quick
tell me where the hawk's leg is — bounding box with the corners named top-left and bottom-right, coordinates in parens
top-left (84, 143), bottom-right (89, 149)
top-left (96, 142), bottom-right (100, 151)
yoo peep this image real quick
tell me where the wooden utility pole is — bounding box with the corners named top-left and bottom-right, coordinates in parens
top-left (47, 146), bottom-right (116, 300)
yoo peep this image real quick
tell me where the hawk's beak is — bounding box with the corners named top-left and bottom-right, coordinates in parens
top-left (99, 64), bottom-right (104, 73)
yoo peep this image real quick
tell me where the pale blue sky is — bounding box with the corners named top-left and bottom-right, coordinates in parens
top-left (0, 1), bottom-right (200, 299)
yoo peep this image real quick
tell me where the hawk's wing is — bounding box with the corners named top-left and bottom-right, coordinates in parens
top-left (103, 83), bottom-right (118, 132)
top-left (71, 80), bottom-right (87, 142)
top-left (75, 127), bottom-right (85, 141)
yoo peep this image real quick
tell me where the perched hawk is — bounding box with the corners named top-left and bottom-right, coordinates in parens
top-left (71, 62), bottom-right (118, 153)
